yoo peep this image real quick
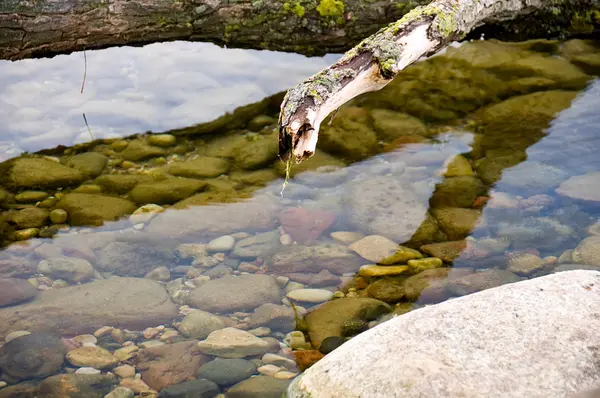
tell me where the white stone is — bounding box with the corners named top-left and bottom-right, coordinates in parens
top-left (330, 231), bottom-right (364, 244)
top-left (288, 271), bottom-right (600, 398)
top-left (75, 367), bottom-right (101, 375)
top-left (5, 330), bottom-right (31, 343)
top-left (258, 364), bottom-right (283, 376)
top-left (207, 235), bottom-right (235, 252)
top-left (286, 289), bottom-right (334, 303)
top-left (348, 235), bottom-right (398, 263)
top-left (197, 327), bottom-right (270, 358)
top-left (262, 353), bottom-right (297, 369)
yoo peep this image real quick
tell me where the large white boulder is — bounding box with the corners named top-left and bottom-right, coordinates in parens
top-left (288, 270), bottom-right (600, 398)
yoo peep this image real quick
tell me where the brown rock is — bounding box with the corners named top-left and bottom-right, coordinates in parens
top-left (293, 350), bottom-right (324, 371)
top-left (0, 278), bottom-right (177, 340)
top-left (305, 298), bottom-right (391, 348)
top-left (0, 333), bottom-right (67, 381)
top-left (0, 254), bottom-right (38, 278)
top-left (278, 207), bottom-right (336, 243)
top-left (146, 193), bottom-right (279, 239)
top-left (0, 278), bottom-right (37, 307)
top-left (272, 243), bottom-right (363, 275)
top-left (285, 270), bottom-right (341, 287)
top-left (136, 340), bottom-right (211, 391)
top-left (0, 380), bottom-right (40, 398)
top-left (420, 241), bottom-right (467, 262)
top-left (38, 374), bottom-right (117, 398)
top-left (403, 268), bottom-right (452, 302)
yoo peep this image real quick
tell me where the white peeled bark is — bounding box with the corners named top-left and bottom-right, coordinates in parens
top-left (277, 0), bottom-right (578, 162)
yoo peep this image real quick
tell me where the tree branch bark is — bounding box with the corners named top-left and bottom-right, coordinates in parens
top-left (277, 0), bottom-right (600, 162)
top-left (0, 0), bottom-right (415, 60)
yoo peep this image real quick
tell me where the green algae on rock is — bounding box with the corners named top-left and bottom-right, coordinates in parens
top-left (56, 193), bottom-right (137, 226)
top-left (129, 178), bottom-right (207, 205)
top-left (6, 158), bottom-right (86, 189)
top-left (165, 157), bottom-right (230, 178)
top-left (304, 298), bottom-right (391, 348)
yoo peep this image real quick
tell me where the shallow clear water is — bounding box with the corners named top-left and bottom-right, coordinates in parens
top-left (0, 39), bottom-right (599, 396)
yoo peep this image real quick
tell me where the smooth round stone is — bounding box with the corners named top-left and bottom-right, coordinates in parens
top-left (147, 134), bottom-right (176, 147)
top-left (15, 191), bottom-right (49, 203)
top-left (105, 386), bottom-right (134, 398)
top-left (113, 364), bottom-right (136, 378)
top-left (319, 336), bottom-right (346, 354)
top-left (73, 334), bottom-right (97, 345)
top-left (407, 257), bottom-right (443, 273)
top-left (196, 358), bottom-right (257, 386)
top-left (73, 184), bottom-right (103, 194)
top-left (13, 228), bottom-right (39, 240)
top-left (286, 289), bottom-right (334, 303)
top-left (378, 246), bottom-right (423, 265)
top-left (75, 367), bottom-right (101, 374)
top-left (49, 209), bottom-right (68, 224)
top-left (207, 235), bottom-right (236, 252)
top-left (5, 330), bottom-right (31, 343)
top-left (0, 278), bottom-right (37, 306)
top-left (37, 256), bottom-right (95, 283)
top-left (262, 353), bottom-right (297, 369)
top-left (144, 266), bottom-right (171, 282)
top-left (275, 370), bottom-right (298, 380)
top-left (358, 265), bottom-right (410, 277)
top-left (349, 235), bottom-right (399, 263)
top-left (330, 231), bottom-right (364, 244)
top-left (66, 346), bottom-right (119, 369)
top-left (258, 364), bottom-right (283, 376)
top-left (196, 328), bottom-right (271, 358)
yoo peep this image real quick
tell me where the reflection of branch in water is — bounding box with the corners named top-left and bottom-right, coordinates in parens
top-left (82, 113), bottom-right (94, 140)
top-left (80, 49), bottom-right (87, 94)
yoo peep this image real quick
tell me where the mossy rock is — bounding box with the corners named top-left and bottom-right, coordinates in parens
top-left (445, 39), bottom-right (590, 91)
top-left (7, 208), bottom-right (49, 229)
top-left (198, 134), bottom-right (248, 158)
top-left (443, 155), bottom-right (474, 177)
top-left (128, 178), bottom-right (207, 205)
top-left (274, 151), bottom-right (345, 178)
top-left (473, 91), bottom-right (578, 152)
top-left (370, 109), bottom-right (429, 142)
top-left (431, 207), bottom-right (481, 241)
top-left (56, 193), bottom-right (137, 226)
top-left (362, 56), bottom-right (504, 121)
top-left (474, 153), bottom-right (527, 185)
top-left (6, 158), bottom-right (86, 190)
top-left (93, 174), bottom-right (158, 194)
top-left (121, 139), bottom-right (167, 161)
top-left (430, 176), bottom-right (485, 208)
top-left (405, 212), bottom-right (447, 247)
top-left (403, 268), bottom-right (451, 302)
top-left (234, 134), bottom-right (278, 170)
top-left (318, 107), bottom-right (379, 160)
top-left (0, 188), bottom-right (10, 204)
top-left (366, 278), bottom-right (406, 303)
top-left (305, 298), bottom-right (391, 348)
top-left (247, 115), bottom-right (276, 131)
top-left (165, 157), bottom-right (230, 178)
top-left (229, 170), bottom-right (279, 186)
top-left (63, 152), bottom-right (108, 178)
top-left (420, 240), bottom-right (467, 263)
top-left (172, 190), bottom-right (253, 209)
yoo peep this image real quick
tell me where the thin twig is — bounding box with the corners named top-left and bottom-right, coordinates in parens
top-left (82, 113), bottom-right (94, 140)
top-left (80, 49), bottom-right (87, 94)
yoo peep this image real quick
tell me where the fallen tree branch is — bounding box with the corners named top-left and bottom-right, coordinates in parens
top-left (278, 0), bottom-right (600, 162)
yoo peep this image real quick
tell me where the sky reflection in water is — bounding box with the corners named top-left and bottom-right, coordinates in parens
top-left (0, 41), bottom-right (338, 160)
